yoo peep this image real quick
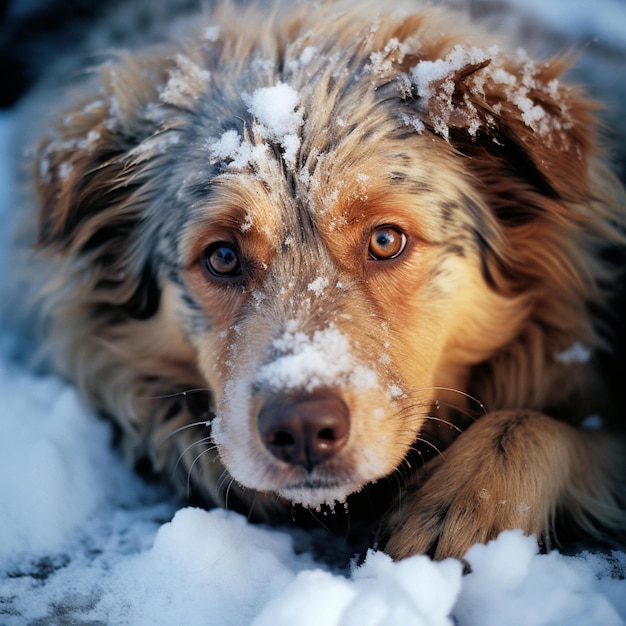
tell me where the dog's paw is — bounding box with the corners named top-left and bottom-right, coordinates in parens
top-left (378, 411), bottom-right (580, 561)
top-left (379, 463), bottom-right (538, 561)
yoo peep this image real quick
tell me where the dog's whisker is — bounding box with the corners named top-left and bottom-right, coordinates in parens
top-left (157, 420), bottom-right (212, 447)
top-left (173, 436), bottom-right (213, 478)
top-left (431, 401), bottom-right (483, 422)
top-left (393, 403), bottom-right (465, 433)
top-left (177, 437), bottom-right (214, 489)
top-left (388, 465), bottom-right (407, 506)
top-left (412, 436), bottom-right (446, 461)
top-left (340, 502), bottom-right (352, 544)
top-left (428, 387), bottom-right (488, 414)
top-left (305, 506), bottom-right (332, 532)
top-left (224, 478), bottom-right (236, 511)
top-left (403, 386), bottom-right (488, 414)
top-left (216, 468), bottom-right (233, 500)
top-left (246, 492), bottom-right (260, 522)
top-left (423, 415), bottom-right (463, 433)
top-left (139, 388), bottom-right (212, 401)
top-left (432, 396), bottom-right (486, 416)
top-left (186, 445), bottom-right (218, 499)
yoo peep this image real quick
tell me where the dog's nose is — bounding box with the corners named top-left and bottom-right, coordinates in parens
top-left (258, 394), bottom-right (350, 471)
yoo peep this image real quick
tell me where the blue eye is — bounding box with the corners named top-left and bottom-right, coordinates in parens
top-left (368, 226), bottom-right (407, 260)
top-left (204, 242), bottom-right (241, 277)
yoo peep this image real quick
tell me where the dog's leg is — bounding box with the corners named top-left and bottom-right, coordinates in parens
top-left (381, 411), bottom-right (626, 560)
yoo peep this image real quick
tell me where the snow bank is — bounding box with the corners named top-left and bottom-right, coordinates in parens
top-left (457, 532), bottom-right (625, 626)
top-left (0, 363), bottom-right (112, 562)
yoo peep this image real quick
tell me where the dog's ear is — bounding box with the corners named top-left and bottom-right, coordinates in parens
top-left (402, 47), bottom-right (597, 204)
top-left (33, 57), bottom-right (173, 318)
top-left (35, 58), bottom-right (166, 254)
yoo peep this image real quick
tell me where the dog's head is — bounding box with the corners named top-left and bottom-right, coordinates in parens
top-left (32, 2), bottom-right (621, 508)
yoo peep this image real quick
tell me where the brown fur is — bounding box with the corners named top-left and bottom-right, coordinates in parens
top-left (25, 0), bottom-right (626, 560)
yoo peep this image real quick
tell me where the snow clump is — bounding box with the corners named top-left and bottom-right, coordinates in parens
top-left (405, 44), bottom-right (567, 141)
top-left (255, 324), bottom-right (378, 393)
top-left (209, 82), bottom-right (304, 171)
top-left (556, 342), bottom-right (592, 364)
top-left (246, 82), bottom-right (304, 169)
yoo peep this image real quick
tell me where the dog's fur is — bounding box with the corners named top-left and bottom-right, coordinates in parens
top-left (24, 0), bottom-right (626, 560)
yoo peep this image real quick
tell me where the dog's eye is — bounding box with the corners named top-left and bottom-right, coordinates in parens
top-left (368, 226), bottom-right (407, 260)
top-left (204, 243), bottom-right (242, 277)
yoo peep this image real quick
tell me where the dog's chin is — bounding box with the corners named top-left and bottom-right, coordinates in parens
top-left (274, 479), bottom-right (366, 509)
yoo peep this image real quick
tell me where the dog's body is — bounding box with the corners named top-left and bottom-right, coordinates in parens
top-left (22, 0), bottom-right (626, 559)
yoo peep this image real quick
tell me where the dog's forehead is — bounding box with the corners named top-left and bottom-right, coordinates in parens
top-left (175, 126), bottom-right (472, 286)
top-left (191, 151), bottom-right (439, 246)
top-left (169, 51), bottom-right (478, 265)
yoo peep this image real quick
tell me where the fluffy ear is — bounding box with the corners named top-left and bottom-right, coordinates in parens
top-left (35, 57), bottom-right (165, 252)
top-left (403, 45), bottom-right (598, 205)
top-left (33, 55), bottom-right (171, 318)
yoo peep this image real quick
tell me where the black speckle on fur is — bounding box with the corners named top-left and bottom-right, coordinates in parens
top-left (459, 194), bottom-right (501, 289)
top-left (440, 200), bottom-right (459, 225)
top-left (92, 262), bottom-right (161, 322)
top-left (409, 181), bottom-right (434, 195)
top-left (445, 243), bottom-right (465, 257)
top-left (134, 455), bottom-right (155, 477)
top-left (121, 263), bottom-right (161, 320)
top-left (472, 227), bottom-right (499, 290)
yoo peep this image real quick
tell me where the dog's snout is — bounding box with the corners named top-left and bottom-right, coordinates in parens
top-left (258, 394), bottom-right (350, 471)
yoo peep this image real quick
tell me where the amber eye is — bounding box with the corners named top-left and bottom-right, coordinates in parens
top-left (368, 226), bottom-right (407, 260)
top-left (204, 242), bottom-right (241, 277)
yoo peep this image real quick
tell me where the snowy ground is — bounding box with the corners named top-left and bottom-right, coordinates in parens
top-left (2, 1), bottom-right (626, 624)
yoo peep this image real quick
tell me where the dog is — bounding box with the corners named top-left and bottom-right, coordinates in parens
top-left (23, 0), bottom-right (626, 560)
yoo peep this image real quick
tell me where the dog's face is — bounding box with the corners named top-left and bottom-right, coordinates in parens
top-left (33, 2), bottom-right (604, 509)
top-left (175, 124), bottom-right (525, 505)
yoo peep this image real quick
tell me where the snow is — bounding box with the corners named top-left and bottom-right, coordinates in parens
top-left (408, 44), bottom-right (564, 140)
top-left (410, 45), bottom-right (492, 100)
top-left (248, 83), bottom-right (302, 140)
top-left (2, 1), bottom-right (626, 623)
top-left (160, 54), bottom-right (211, 106)
top-left (307, 276), bottom-right (330, 296)
top-left (254, 551), bottom-right (462, 626)
top-left (556, 342), bottom-right (592, 365)
top-left (456, 532), bottom-right (625, 626)
top-left (254, 324), bottom-right (379, 393)
top-left (208, 82), bottom-right (304, 172)
top-left (246, 82), bottom-right (303, 169)
top-left (203, 25), bottom-right (220, 43)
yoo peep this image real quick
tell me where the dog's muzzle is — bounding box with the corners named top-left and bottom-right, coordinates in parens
top-left (258, 392), bottom-right (350, 472)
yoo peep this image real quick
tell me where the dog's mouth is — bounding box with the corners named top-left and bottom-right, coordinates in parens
top-left (254, 391), bottom-right (364, 506)
top-left (273, 475), bottom-right (367, 509)
top-left (214, 387), bottom-right (394, 507)
top-left (212, 324), bottom-right (418, 508)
